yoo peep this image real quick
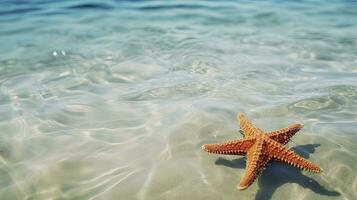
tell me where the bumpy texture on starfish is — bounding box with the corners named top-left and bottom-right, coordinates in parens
top-left (202, 113), bottom-right (321, 190)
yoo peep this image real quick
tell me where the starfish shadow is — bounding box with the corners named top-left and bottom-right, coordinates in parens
top-left (215, 144), bottom-right (340, 200)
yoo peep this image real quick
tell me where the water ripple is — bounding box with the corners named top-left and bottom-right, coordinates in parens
top-left (0, 7), bottom-right (42, 16)
top-left (66, 3), bottom-right (114, 10)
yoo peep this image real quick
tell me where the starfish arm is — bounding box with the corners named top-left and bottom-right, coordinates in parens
top-left (238, 140), bottom-right (270, 190)
top-left (267, 123), bottom-right (303, 145)
top-left (202, 138), bottom-right (256, 155)
top-left (237, 113), bottom-right (263, 137)
top-left (266, 139), bottom-right (321, 173)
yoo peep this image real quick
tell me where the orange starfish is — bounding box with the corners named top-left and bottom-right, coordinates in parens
top-left (202, 113), bottom-right (321, 190)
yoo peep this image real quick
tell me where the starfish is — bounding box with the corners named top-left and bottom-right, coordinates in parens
top-left (202, 113), bottom-right (321, 190)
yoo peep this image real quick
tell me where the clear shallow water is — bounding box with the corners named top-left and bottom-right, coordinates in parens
top-left (0, 0), bottom-right (357, 199)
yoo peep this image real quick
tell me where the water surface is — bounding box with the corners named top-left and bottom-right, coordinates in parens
top-left (0, 0), bottom-right (357, 199)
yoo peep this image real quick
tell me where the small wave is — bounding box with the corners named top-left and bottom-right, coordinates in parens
top-left (0, 7), bottom-right (42, 16)
top-left (66, 3), bottom-right (114, 10)
top-left (136, 4), bottom-right (207, 11)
